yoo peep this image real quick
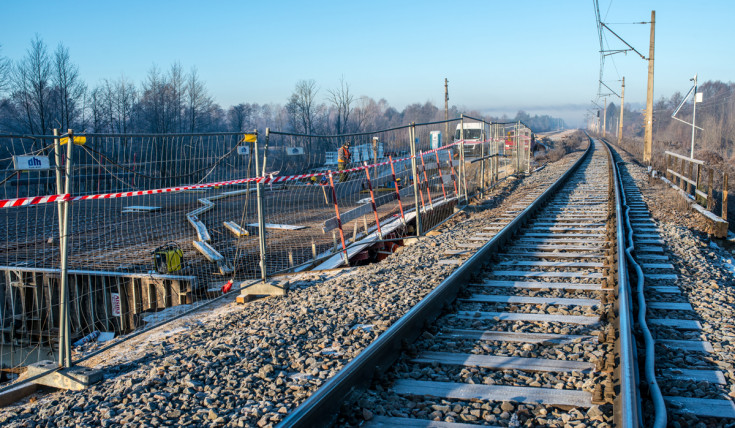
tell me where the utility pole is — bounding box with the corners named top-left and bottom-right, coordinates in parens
top-left (618, 77), bottom-right (625, 146)
top-left (643, 10), bottom-right (655, 164)
top-left (444, 78), bottom-right (449, 138)
top-left (602, 96), bottom-right (607, 137)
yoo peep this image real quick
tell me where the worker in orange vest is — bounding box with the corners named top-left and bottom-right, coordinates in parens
top-left (337, 140), bottom-right (351, 182)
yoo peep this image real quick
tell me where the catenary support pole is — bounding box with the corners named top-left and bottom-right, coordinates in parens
top-left (618, 77), bottom-right (625, 147)
top-left (643, 10), bottom-right (656, 164)
top-left (603, 97), bottom-right (607, 138)
top-left (444, 78), bottom-right (449, 139)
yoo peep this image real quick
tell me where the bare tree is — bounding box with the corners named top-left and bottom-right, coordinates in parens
top-left (185, 67), bottom-right (211, 132)
top-left (102, 75), bottom-right (136, 133)
top-left (327, 76), bottom-right (354, 134)
top-left (0, 44), bottom-right (11, 95)
top-left (12, 35), bottom-right (52, 135)
top-left (139, 65), bottom-right (175, 133)
top-left (169, 62), bottom-right (185, 132)
top-left (88, 85), bottom-right (108, 132)
top-left (228, 103), bottom-right (252, 132)
top-left (286, 79), bottom-right (318, 134)
top-left (52, 43), bottom-right (86, 130)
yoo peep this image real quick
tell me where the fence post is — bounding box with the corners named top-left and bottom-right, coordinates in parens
top-left (53, 129), bottom-right (64, 245)
top-left (723, 173), bottom-right (729, 222)
top-left (459, 115), bottom-right (465, 203)
top-left (363, 161), bottom-right (382, 239)
top-left (253, 131), bottom-right (268, 282)
top-left (680, 157), bottom-right (685, 189)
top-left (480, 121), bottom-right (486, 198)
top-left (515, 122), bottom-right (520, 173)
top-left (53, 129), bottom-right (65, 365)
top-left (687, 161), bottom-right (693, 194)
top-left (59, 129), bottom-right (74, 368)
top-left (328, 171), bottom-right (349, 265)
top-left (707, 168), bottom-right (714, 211)
top-left (665, 153), bottom-right (670, 181)
top-left (262, 128), bottom-right (270, 176)
top-left (388, 155), bottom-right (405, 224)
top-left (493, 124), bottom-right (498, 183)
top-left (526, 126), bottom-right (531, 174)
top-left (409, 123), bottom-right (422, 236)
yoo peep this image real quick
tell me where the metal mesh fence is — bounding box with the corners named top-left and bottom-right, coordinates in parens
top-left (0, 117), bottom-right (532, 385)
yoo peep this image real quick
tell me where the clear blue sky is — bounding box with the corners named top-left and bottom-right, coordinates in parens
top-left (2, 0), bottom-right (733, 127)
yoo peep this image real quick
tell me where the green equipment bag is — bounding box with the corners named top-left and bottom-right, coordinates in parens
top-left (153, 244), bottom-right (183, 274)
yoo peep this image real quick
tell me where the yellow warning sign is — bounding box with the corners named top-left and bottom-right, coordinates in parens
top-left (60, 136), bottom-right (87, 145)
top-left (242, 133), bottom-right (257, 143)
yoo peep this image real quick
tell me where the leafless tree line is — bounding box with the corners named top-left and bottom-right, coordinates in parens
top-left (0, 36), bottom-right (567, 140)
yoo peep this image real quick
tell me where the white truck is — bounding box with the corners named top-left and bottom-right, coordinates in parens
top-left (454, 122), bottom-right (485, 157)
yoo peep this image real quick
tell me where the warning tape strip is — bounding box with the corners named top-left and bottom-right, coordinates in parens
top-left (0, 141), bottom-right (465, 209)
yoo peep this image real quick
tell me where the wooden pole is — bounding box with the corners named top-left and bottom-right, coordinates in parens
top-left (723, 173), bottom-right (729, 222)
top-left (707, 169), bottom-right (714, 211)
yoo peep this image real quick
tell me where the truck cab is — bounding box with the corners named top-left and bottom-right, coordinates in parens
top-left (454, 122), bottom-right (485, 158)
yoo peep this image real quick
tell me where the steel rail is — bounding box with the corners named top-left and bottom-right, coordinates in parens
top-left (278, 137), bottom-right (594, 428)
top-left (600, 137), bottom-right (642, 427)
top-left (603, 138), bottom-right (663, 427)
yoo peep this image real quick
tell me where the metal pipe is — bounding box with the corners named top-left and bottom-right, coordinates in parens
top-left (690, 74), bottom-right (697, 159)
top-left (459, 115), bottom-right (465, 202)
top-left (254, 132), bottom-right (268, 282)
top-left (409, 124), bottom-right (421, 236)
top-left (59, 129), bottom-right (73, 368)
top-left (480, 122), bottom-right (486, 197)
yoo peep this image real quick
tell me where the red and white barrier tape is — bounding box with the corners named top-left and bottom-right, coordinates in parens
top-left (0, 142), bottom-right (463, 209)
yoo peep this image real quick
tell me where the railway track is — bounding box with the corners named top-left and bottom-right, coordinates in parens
top-left (614, 148), bottom-right (735, 426)
top-left (279, 138), bottom-right (640, 427)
